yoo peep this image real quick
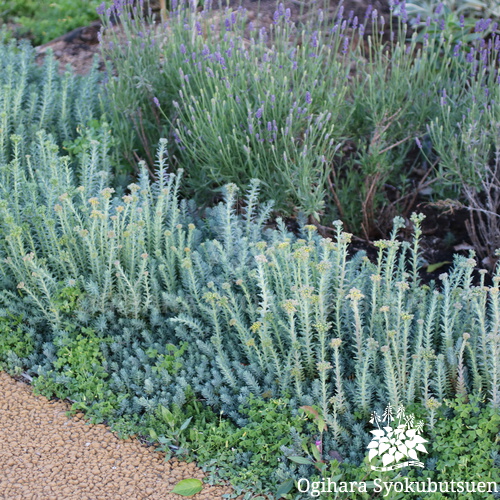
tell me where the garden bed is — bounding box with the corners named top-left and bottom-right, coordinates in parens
top-left (0, 1), bottom-right (499, 499)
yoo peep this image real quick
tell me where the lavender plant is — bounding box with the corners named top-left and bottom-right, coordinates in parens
top-left (100, 0), bottom-right (349, 217)
top-left (99, 0), bottom-right (500, 244)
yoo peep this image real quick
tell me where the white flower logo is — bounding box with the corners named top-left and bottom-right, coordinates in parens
top-left (367, 404), bottom-right (428, 471)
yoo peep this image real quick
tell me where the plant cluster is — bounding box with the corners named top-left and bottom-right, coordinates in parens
top-left (1, 0), bottom-right (102, 45)
top-left (0, 3), bottom-right (499, 498)
top-left (99, 0), bottom-right (500, 252)
top-left (398, 0), bottom-right (500, 44)
top-left (0, 39), bottom-right (106, 164)
top-left (0, 122), bottom-right (499, 495)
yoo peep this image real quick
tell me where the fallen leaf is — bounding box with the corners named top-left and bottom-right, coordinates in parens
top-left (171, 478), bottom-right (203, 497)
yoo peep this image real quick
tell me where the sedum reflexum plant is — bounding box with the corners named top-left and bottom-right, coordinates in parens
top-left (1, 132), bottom-right (499, 468)
top-left (0, 39), bottom-right (105, 164)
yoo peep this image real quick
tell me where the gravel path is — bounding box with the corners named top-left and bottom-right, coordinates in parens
top-left (0, 371), bottom-right (233, 500)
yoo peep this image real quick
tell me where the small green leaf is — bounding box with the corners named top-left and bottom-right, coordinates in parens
top-left (276, 478), bottom-right (295, 497)
top-left (288, 456), bottom-right (313, 465)
top-left (311, 444), bottom-right (322, 462)
top-left (171, 478), bottom-right (203, 496)
top-left (426, 261), bottom-right (451, 273)
top-left (179, 416), bottom-right (193, 432)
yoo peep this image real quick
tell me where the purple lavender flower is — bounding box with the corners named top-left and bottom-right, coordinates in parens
top-left (337, 5), bottom-right (344, 21)
top-left (153, 97), bottom-right (160, 108)
top-left (305, 91), bottom-right (312, 104)
top-left (112, 0), bottom-right (124, 16)
top-left (256, 107), bottom-right (263, 119)
top-left (400, 3), bottom-right (408, 23)
top-left (311, 31), bottom-right (318, 48)
top-left (365, 5), bottom-right (373, 19)
top-left (352, 16), bottom-right (358, 30)
top-left (476, 18), bottom-right (491, 33)
top-left (426, 16), bottom-right (431, 27)
top-left (460, 15), bottom-right (465, 28)
top-left (415, 137), bottom-right (422, 149)
top-left (259, 26), bottom-right (267, 44)
top-left (96, 2), bottom-right (106, 16)
top-left (273, 10), bottom-right (280, 24)
top-left (440, 88), bottom-right (447, 106)
top-left (389, 0), bottom-right (400, 11)
top-left (292, 61), bottom-right (298, 70)
top-left (180, 43), bottom-right (186, 55)
top-left (267, 121), bottom-right (272, 132)
top-left (435, 2), bottom-right (444, 15)
top-left (196, 21), bottom-right (203, 35)
top-left (285, 8), bottom-right (291, 22)
top-left (466, 48), bottom-right (475, 63)
top-left (481, 48), bottom-right (488, 66)
top-left (453, 41), bottom-right (462, 57)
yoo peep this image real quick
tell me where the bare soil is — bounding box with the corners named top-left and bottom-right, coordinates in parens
top-left (0, 371), bottom-right (234, 499)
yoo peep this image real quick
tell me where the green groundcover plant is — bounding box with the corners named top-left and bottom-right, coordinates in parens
top-left (1, 0), bottom-right (102, 45)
